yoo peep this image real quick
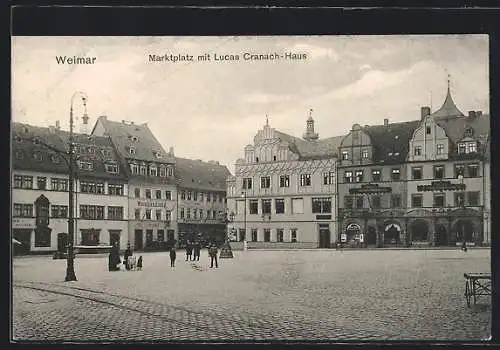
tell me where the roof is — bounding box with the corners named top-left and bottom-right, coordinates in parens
top-left (362, 120), bottom-right (421, 164)
top-left (12, 122), bottom-right (128, 180)
top-left (274, 131), bottom-right (344, 160)
top-left (431, 87), bottom-right (465, 119)
top-left (92, 116), bottom-right (175, 164)
top-left (436, 113), bottom-right (490, 154)
top-left (174, 157), bottom-right (231, 192)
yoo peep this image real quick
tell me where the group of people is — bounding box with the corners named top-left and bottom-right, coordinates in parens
top-left (108, 243), bottom-right (143, 271)
top-left (185, 240), bottom-right (201, 261)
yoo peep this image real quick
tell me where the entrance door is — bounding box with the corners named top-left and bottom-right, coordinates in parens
top-left (13, 229), bottom-right (32, 255)
top-left (134, 229), bottom-right (143, 250)
top-left (318, 225), bottom-right (331, 248)
top-left (366, 226), bottom-right (377, 245)
top-left (435, 225), bottom-right (448, 246)
top-left (57, 233), bottom-right (68, 252)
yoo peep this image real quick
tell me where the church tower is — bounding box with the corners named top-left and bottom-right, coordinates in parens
top-left (303, 108), bottom-right (319, 141)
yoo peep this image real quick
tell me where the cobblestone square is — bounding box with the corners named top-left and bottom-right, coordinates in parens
top-left (12, 249), bottom-right (491, 342)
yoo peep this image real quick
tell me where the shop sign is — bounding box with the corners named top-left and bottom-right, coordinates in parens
top-left (137, 201), bottom-right (166, 208)
top-left (12, 218), bottom-right (36, 229)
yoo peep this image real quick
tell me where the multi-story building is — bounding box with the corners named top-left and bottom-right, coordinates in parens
top-left (337, 118), bottom-right (419, 247)
top-left (12, 122), bottom-right (129, 254)
top-left (92, 117), bottom-right (177, 250)
top-left (175, 157), bottom-right (230, 245)
top-left (226, 113), bottom-right (343, 248)
top-left (406, 86), bottom-right (490, 246)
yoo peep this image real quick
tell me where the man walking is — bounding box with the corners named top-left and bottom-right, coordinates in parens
top-left (169, 245), bottom-right (177, 267)
top-left (209, 243), bottom-right (218, 268)
top-left (193, 241), bottom-right (201, 261)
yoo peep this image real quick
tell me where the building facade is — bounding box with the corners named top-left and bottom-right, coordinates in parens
top-left (12, 122), bottom-right (129, 254)
top-left (226, 114), bottom-right (343, 249)
top-left (92, 117), bottom-right (178, 250)
top-left (175, 158), bottom-right (230, 246)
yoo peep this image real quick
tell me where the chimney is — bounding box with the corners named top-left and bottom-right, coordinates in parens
top-left (421, 106), bottom-right (431, 120)
top-left (384, 118), bottom-right (389, 126)
top-left (55, 120), bottom-right (60, 130)
top-left (169, 146), bottom-right (174, 156)
top-left (468, 111), bottom-right (475, 118)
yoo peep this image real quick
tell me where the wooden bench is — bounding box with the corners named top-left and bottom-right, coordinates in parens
top-left (464, 273), bottom-right (491, 307)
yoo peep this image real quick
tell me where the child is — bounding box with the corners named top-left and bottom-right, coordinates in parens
top-left (137, 256), bottom-right (143, 270)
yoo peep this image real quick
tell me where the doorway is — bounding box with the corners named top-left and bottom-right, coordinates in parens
top-left (435, 225), bottom-right (448, 246)
top-left (366, 226), bottom-right (377, 245)
top-left (318, 224), bottom-right (331, 248)
top-left (57, 233), bottom-right (68, 252)
top-left (134, 229), bottom-right (143, 250)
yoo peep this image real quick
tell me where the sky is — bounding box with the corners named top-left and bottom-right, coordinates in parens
top-left (11, 35), bottom-right (489, 174)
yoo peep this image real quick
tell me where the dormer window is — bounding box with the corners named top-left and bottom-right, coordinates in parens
top-left (414, 146), bottom-right (422, 156)
top-left (149, 164), bottom-right (157, 176)
top-left (341, 151), bottom-right (349, 160)
top-left (129, 147), bottom-right (136, 155)
top-left (130, 162), bottom-right (139, 174)
top-left (140, 163), bottom-right (147, 176)
top-left (167, 166), bottom-right (173, 177)
top-left (154, 151), bottom-right (162, 159)
top-left (159, 165), bottom-right (166, 177)
top-left (458, 143), bottom-right (466, 154)
top-left (468, 142), bottom-right (477, 153)
top-left (105, 162), bottom-right (119, 174)
top-left (33, 152), bottom-right (44, 161)
top-left (465, 127), bottom-right (473, 137)
top-left (362, 150), bottom-right (368, 158)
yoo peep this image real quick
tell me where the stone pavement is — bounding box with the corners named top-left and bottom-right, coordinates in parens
top-left (12, 249), bottom-right (491, 342)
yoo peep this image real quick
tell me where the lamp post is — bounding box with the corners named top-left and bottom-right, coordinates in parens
top-left (65, 91), bottom-right (88, 282)
top-left (458, 174), bottom-right (466, 247)
top-left (241, 191), bottom-right (247, 242)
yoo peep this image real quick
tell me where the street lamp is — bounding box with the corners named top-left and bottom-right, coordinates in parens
top-left (458, 174), bottom-right (466, 248)
top-left (65, 91), bottom-right (88, 282)
top-left (241, 191), bottom-right (247, 242)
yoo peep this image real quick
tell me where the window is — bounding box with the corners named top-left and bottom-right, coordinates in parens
top-left (15, 151), bottom-right (23, 160)
top-left (236, 200), bottom-right (245, 215)
top-left (277, 229), bottom-right (284, 242)
top-left (414, 146), bottom-right (422, 156)
top-left (180, 208), bottom-right (185, 219)
top-left (342, 151), bottom-right (349, 160)
top-left (391, 194), bottom-right (401, 208)
top-left (467, 164), bottom-right (479, 177)
top-left (140, 164), bottom-right (147, 175)
top-left (193, 191), bottom-right (198, 201)
top-left (468, 142), bottom-right (477, 153)
top-left (130, 163), bottom-right (139, 174)
top-left (78, 160), bottom-right (93, 171)
top-left (206, 193), bottom-right (210, 202)
top-left (356, 196), bottom-right (364, 209)
top-left (212, 193), bottom-right (217, 202)
top-left (455, 164), bottom-right (465, 178)
top-left (129, 147), bottom-right (136, 155)
top-left (108, 183), bottom-right (124, 196)
top-left (156, 209), bottom-right (162, 220)
top-left (426, 126), bottom-right (431, 135)
top-left (157, 230), bottom-right (165, 242)
top-left (433, 193), bottom-right (445, 207)
top-left (81, 229), bottom-right (100, 246)
top-left (108, 206), bottom-right (124, 220)
top-left (323, 172), bottom-right (335, 185)
top-left (275, 199), bottom-right (285, 214)
top-left (212, 210), bottom-right (216, 219)
top-left (155, 190), bottom-right (161, 199)
top-left (37, 176), bottom-right (47, 190)
top-left (105, 163), bottom-right (119, 174)
top-left (146, 209), bottom-right (152, 220)
top-left (434, 165), bottom-right (445, 179)
top-left (79, 205), bottom-right (105, 220)
top-left (239, 229), bottom-right (246, 242)
top-left (167, 166), bottom-right (173, 177)
top-left (391, 168), bottom-right (401, 181)
top-left (412, 167), bottom-right (422, 180)
top-left (149, 165), bottom-right (157, 177)
top-left (344, 171), bottom-right (353, 183)
top-left (291, 198), bottom-right (304, 214)
top-left (264, 229), bottom-right (271, 242)
top-left (362, 149), bottom-right (368, 159)
top-left (159, 166), bottom-right (166, 177)
top-left (411, 194), bottom-right (423, 208)
top-left (165, 190), bottom-right (172, 200)
top-left (187, 191), bottom-right (192, 200)
top-left (465, 127), bottom-right (473, 137)
top-left (467, 191), bottom-right (480, 206)
top-left (355, 170), bottom-right (363, 183)
top-left (344, 195), bottom-right (353, 208)
top-left (255, 157), bottom-right (259, 162)
top-left (51, 205), bottom-right (68, 218)
top-left (273, 155), bottom-right (277, 161)
top-left (249, 200), bottom-right (258, 214)
top-left (458, 143), bottom-right (467, 154)
top-left (193, 209), bottom-right (197, 219)
top-left (199, 192), bottom-right (204, 201)
top-left (455, 193), bottom-right (465, 207)
top-left (50, 178), bottom-right (68, 191)
top-left (146, 189), bottom-right (151, 199)
top-left (300, 174), bottom-right (311, 186)
top-left (436, 144), bottom-right (444, 155)
top-left (181, 190), bottom-right (186, 200)
top-left (206, 209), bottom-right (210, 218)
top-left (13, 204), bottom-right (33, 217)
top-left (199, 209), bottom-right (203, 219)
top-left (80, 180), bottom-right (104, 194)
top-left (219, 194), bottom-right (223, 203)
top-left (260, 176), bottom-right (271, 188)
top-left (33, 152), bottom-right (44, 161)
top-left (186, 208), bottom-right (191, 219)
top-left (146, 230), bottom-right (153, 244)
top-left (291, 229), bottom-right (297, 243)
top-left (279, 175), bottom-right (290, 187)
top-left (134, 188), bottom-right (141, 198)
top-left (372, 169), bottom-right (381, 182)
top-left (166, 211), bottom-right (172, 221)
top-left (312, 197), bottom-right (332, 213)
top-left (135, 209), bottom-right (141, 220)
top-left (251, 229), bottom-right (258, 242)
top-left (371, 196), bottom-right (381, 209)
top-left (14, 175), bottom-right (33, 189)
top-left (262, 199), bottom-right (272, 214)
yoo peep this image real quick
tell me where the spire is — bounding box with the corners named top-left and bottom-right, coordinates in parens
top-left (431, 73), bottom-right (464, 119)
top-left (303, 108), bottom-right (319, 141)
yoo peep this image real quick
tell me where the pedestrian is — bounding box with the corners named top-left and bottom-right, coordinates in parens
top-left (169, 246), bottom-right (177, 267)
top-left (108, 242), bottom-right (121, 271)
top-left (137, 256), bottom-right (143, 270)
top-left (124, 243), bottom-right (133, 270)
top-left (186, 240), bottom-right (193, 261)
top-left (209, 243), bottom-right (219, 268)
top-left (193, 241), bottom-right (201, 261)
top-left (462, 240), bottom-right (468, 252)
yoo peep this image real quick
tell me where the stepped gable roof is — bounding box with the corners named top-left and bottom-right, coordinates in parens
top-left (436, 113), bottom-right (490, 150)
top-left (274, 131), bottom-right (344, 160)
top-left (12, 122), bottom-right (127, 180)
top-left (362, 120), bottom-right (420, 164)
top-left (95, 117), bottom-right (174, 164)
top-left (174, 157), bottom-right (231, 192)
top-left (431, 87), bottom-right (465, 119)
